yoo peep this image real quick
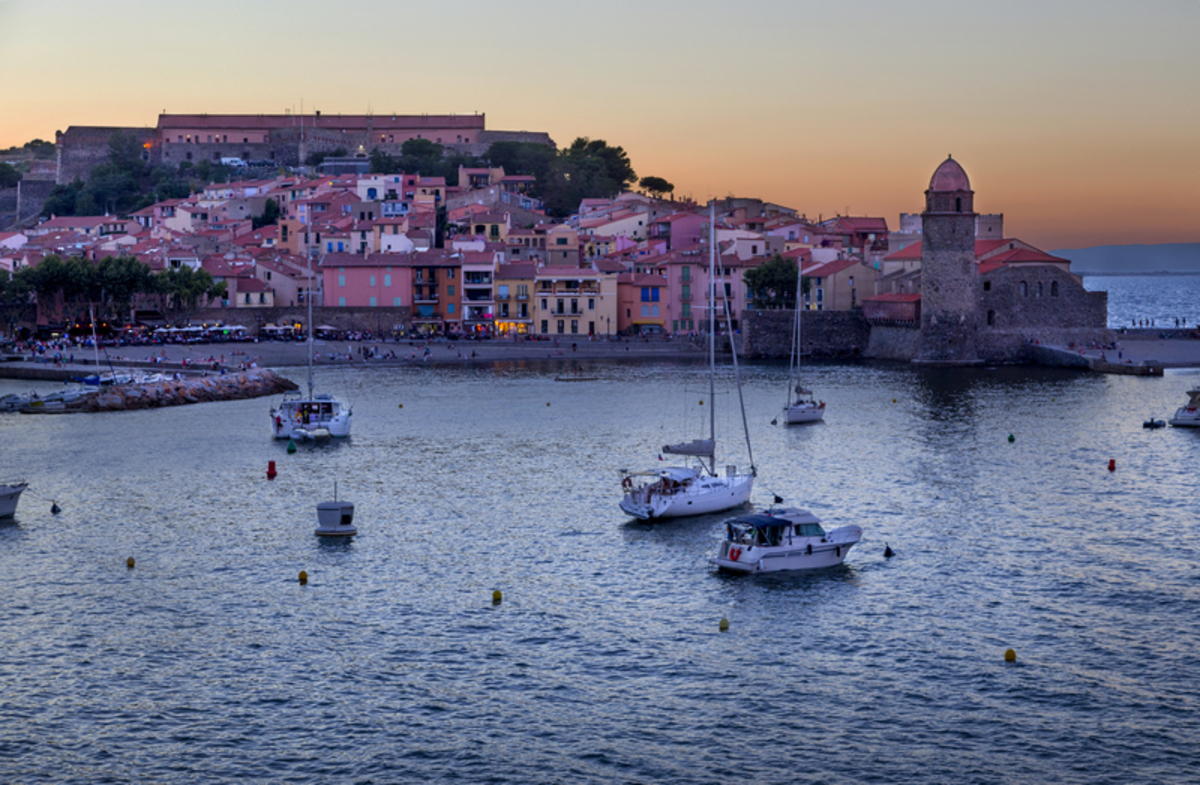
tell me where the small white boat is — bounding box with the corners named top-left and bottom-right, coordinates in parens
top-left (272, 393), bottom-right (351, 439)
top-left (315, 501), bottom-right (356, 536)
top-left (783, 263), bottom-right (825, 424)
top-left (1168, 388), bottom-right (1200, 427)
top-left (1, 481), bottom-right (28, 518)
top-left (709, 507), bottom-right (862, 573)
top-left (2, 392), bottom-right (39, 412)
top-left (785, 386), bottom-right (826, 424)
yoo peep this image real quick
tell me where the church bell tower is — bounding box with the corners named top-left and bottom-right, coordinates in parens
top-left (916, 156), bottom-right (982, 364)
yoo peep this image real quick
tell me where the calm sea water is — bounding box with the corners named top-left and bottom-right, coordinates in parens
top-left (2, 358), bottom-right (1200, 784)
top-left (1084, 274), bottom-right (1200, 329)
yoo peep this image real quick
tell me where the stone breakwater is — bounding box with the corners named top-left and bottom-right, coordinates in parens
top-left (74, 371), bottom-right (298, 413)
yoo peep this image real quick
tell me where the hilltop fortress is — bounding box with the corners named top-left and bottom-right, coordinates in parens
top-left (55, 112), bottom-right (554, 183)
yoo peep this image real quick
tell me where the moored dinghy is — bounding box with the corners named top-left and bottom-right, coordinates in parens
top-left (710, 506), bottom-right (862, 573)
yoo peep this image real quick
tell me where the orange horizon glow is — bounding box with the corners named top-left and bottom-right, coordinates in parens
top-left (2, 0), bottom-right (1198, 250)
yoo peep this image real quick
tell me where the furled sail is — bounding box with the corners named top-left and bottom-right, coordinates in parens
top-left (662, 439), bottom-right (715, 457)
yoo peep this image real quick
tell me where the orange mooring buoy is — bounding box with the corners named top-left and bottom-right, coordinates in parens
top-left (1108, 459), bottom-right (1116, 472)
top-left (267, 460), bottom-right (277, 480)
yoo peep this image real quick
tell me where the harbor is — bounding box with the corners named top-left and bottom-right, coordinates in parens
top-left (3, 358), bottom-right (1199, 783)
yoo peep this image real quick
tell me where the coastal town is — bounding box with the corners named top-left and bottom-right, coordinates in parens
top-left (0, 112), bottom-right (1131, 368)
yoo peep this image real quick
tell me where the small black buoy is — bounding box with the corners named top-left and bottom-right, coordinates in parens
top-left (773, 494), bottom-right (784, 504)
top-left (51, 502), bottom-right (61, 515)
top-left (770, 417), bottom-right (778, 425)
top-left (884, 543), bottom-right (894, 558)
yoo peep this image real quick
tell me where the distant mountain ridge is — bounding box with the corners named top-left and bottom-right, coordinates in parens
top-left (1053, 243), bottom-right (1200, 274)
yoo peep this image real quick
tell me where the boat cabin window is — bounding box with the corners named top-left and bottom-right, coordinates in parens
top-left (794, 523), bottom-right (825, 537)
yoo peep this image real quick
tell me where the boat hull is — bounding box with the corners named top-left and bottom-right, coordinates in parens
top-left (785, 403), bottom-right (825, 424)
top-left (620, 474), bottom-right (753, 520)
top-left (711, 525), bottom-right (862, 573)
top-left (0, 482), bottom-right (28, 518)
top-left (1169, 407), bottom-right (1200, 427)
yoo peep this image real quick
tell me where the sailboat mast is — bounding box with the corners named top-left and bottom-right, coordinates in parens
top-left (790, 260), bottom-right (802, 405)
top-left (708, 202), bottom-right (716, 453)
top-left (307, 251), bottom-right (315, 399)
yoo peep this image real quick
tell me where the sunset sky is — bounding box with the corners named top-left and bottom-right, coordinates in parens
top-left (2, 0), bottom-right (1197, 249)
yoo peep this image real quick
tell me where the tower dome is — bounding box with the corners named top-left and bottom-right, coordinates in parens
top-left (924, 156), bottom-right (974, 214)
top-left (929, 156), bottom-right (970, 192)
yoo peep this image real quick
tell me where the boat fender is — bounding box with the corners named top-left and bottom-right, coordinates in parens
top-left (622, 477), bottom-right (632, 490)
top-left (729, 547), bottom-right (741, 562)
top-left (835, 546), bottom-right (841, 557)
top-left (806, 543), bottom-right (812, 555)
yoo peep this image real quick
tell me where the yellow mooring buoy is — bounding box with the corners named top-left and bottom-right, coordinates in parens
top-left (719, 617), bottom-right (730, 632)
top-left (299, 570), bottom-right (308, 584)
top-left (1005, 648), bottom-right (1017, 663)
top-left (492, 590), bottom-right (502, 605)
top-left (398, 403), bottom-right (403, 409)
top-left (126, 556), bottom-right (135, 569)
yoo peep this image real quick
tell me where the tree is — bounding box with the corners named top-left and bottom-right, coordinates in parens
top-left (306, 147), bottom-right (348, 167)
top-left (562, 138), bottom-right (637, 191)
top-left (253, 198), bottom-right (281, 229)
top-left (25, 139), bottom-right (56, 159)
top-left (484, 141), bottom-right (556, 195)
top-left (743, 254), bottom-right (808, 309)
top-left (0, 163), bottom-right (21, 189)
top-left (159, 266), bottom-right (226, 322)
top-left (369, 149), bottom-right (400, 174)
top-left (639, 175), bottom-right (674, 199)
top-left (398, 138), bottom-right (445, 176)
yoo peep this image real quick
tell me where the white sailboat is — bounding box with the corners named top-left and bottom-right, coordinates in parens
top-left (784, 262), bottom-right (825, 424)
top-left (270, 255), bottom-right (352, 440)
top-left (619, 204), bottom-right (755, 520)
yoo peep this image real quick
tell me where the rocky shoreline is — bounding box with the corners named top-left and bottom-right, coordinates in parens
top-left (21, 370), bottom-right (298, 414)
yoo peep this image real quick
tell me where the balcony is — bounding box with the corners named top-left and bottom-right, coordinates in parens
top-left (413, 294), bottom-right (440, 304)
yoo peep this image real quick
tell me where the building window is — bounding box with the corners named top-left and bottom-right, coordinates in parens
top-left (1037, 282), bottom-right (1044, 298)
top-left (557, 320), bottom-right (564, 334)
top-left (987, 309), bottom-right (996, 326)
top-left (681, 266), bottom-right (690, 282)
top-left (338, 275), bottom-right (346, 288)
top-left (588, 298), bottom-right (594, 310)
top-left (449, 303), bottom-right (456, 314)
top-left (370, 297), bottom-right (377, 307)
top-left (682, 284), bottom-right (691, 300)
top-left (1051, 281), bottom-right (1059, 297)
top-left (384, 274), bottom-right (391, 287)
top-left (983, 280), bottom-right (991, 291)
top-left (651, 305), bottom-right (659, 317)
top-left (1020, 281), bottom-right (1028, 297)
top-left (370, 275), bottom-right (376, 287)
top-left (641, 305), bottom-right (650, 317)
top-left (393, 297), bottom-right (403, 306)
top-left (541, 298), bottom-right (548, 310)
top-left (682, 303), bottom-right (691, 319)
top-left (339, 297), bottom-right (346, 306)
top-left (448, 285), bottom-right (455, 296)
top-left (541, 320), bottom-right (548, 334)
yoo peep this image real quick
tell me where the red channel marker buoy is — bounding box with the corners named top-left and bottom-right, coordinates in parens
top-left (1108, 459), bottom-right (1116, 472)
top-left (267, 460), bottom-right (277, 480)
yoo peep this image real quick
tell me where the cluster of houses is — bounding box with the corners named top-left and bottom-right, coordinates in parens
top-left (1, 160), bottom-right (1082, 339)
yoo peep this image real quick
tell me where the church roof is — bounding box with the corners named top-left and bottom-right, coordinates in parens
top-left (929, 157), bottom-right (971, 192)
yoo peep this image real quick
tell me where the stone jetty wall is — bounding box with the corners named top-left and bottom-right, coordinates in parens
top-left (75, 370), bottom-right (298, 413)
top-left (741, 309), bottom-right (872, 359)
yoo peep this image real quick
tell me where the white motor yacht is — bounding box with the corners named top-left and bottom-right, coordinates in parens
top-left (1, 481), bottom-right (28, 518)
top-left (1168, 388), bottom-right (1200, 427)
top-left (709, 507), bottom-right (862, 573)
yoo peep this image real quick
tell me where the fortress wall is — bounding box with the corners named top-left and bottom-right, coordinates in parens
top-left (742, 309), bottom-right (871, 359)
top-left (57, 126), bottom-right (156, 184)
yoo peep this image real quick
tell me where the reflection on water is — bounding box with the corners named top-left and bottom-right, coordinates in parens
top-left (1, 359), bottom-right (1198, 783)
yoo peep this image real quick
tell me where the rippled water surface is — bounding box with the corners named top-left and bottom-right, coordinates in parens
top-left (3, 359), bottom-right (1200, 783)
top-left (1084, 274), bottom-right (1200, 329)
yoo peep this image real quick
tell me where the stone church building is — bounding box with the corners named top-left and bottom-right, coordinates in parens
top-left (862, 157), bottom-right (1110, 363)
top-left (743, 157), bottom-right (1111, 362)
